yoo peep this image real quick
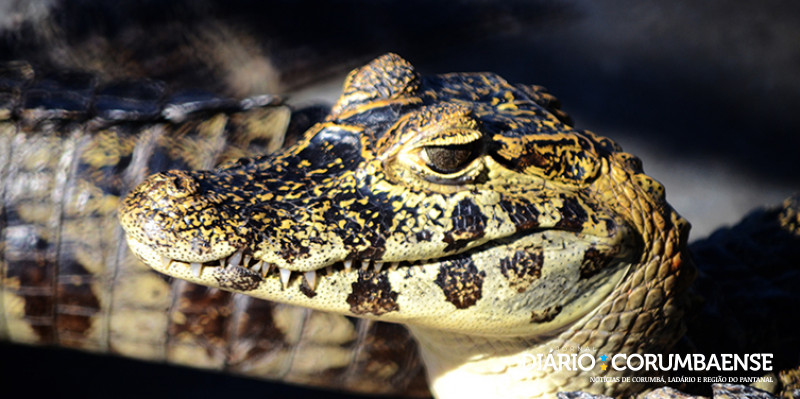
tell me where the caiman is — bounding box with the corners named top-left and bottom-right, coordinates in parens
top-left (2, 54), bottom-right (799, 399)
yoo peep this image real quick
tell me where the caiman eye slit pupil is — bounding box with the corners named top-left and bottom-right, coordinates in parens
top-left (423, 141), bottom-right (481, 174)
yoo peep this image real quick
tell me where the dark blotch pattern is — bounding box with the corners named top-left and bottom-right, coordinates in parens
top-left (329, 179), bottom-right (397, 261)
top-left (12, 257), bottom-right (57, 342)
top-left (300, 279), bottom-right (318, 298)
top-left (555, 195), bottom-right (588, 231)
top-left (443, 198), bottom-right (487, 252)
top-left (499, 249), bottom-right (544, 293)
top-left (415, 230), bottom-right (433, 241)
top-left (213, 266), bottom-right (262, 291)
top-left (228, 297), bottom-right (286, 364)
top-left (347, 270), bottom-right (399, 315)
top-left (498, 199), bottom-right (541, 232)
top-left (4, 235), bottom-right (100, 344)
top-left (54, 258), bottom-right (102, 345)
top-left (434, 257), bottom-right (485, 309)
top-left (350, 321), bottom-right (427, 394)
top-left (168, 284), bottom-right (233, 347)
top-left (580, 246), bottom-right (618, 279)
top-left (530, 305), bottom-right (562, 323)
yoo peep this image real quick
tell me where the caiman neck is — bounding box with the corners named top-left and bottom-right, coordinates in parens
top-left (409, 325), bottom-right (567, 399)
top-left (409, 315), bottom-right (622, 399)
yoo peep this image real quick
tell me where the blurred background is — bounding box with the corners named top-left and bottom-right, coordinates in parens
top-left (1, 0), bottom-right (798, 397)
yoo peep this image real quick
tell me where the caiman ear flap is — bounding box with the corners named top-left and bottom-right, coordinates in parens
top-left (330, 53), bottom-right (420, 116)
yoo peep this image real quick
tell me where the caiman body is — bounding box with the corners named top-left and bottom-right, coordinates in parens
top-left (1, 56), bottom-right (799, 399)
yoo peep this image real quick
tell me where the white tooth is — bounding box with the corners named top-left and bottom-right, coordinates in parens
top-left (251, 261), bottom-right (263, 273)
top-left (325, 266), bottom-right (334, 275)
top-left (279, 268), bottom-right (291, 288)
top-left (344, 260), bottom-right (353, 272)
top-left (361, 261), bottom-right (370, 271)
top-left (374, 262), bottom-right (384, 272)
top-left (243, 255), bottom-right (252, 267)
top-left (190, 262), bottom-right (203, 277)
top-left (390, 262), bottom-right (400, 271)
top-left (304, 271), bottom-right (317, 290)
top-left (160, 256), bottom-right (170, 268)
top-left (229, 249), bottom-right (243, 267)
top-left (266, 263), bottom-right (276, 276)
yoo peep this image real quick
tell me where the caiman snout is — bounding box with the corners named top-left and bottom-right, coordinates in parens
top-left (119, 169), bottom-right (250, 265)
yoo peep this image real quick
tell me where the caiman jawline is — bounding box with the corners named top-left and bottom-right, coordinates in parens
top-left (129, 223), bottom-right (620, 296)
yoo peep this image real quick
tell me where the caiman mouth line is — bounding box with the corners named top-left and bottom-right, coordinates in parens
top-left (163, 254), bottom-right (411, 291)
top-left (131, 221), bottom-right (632, 296)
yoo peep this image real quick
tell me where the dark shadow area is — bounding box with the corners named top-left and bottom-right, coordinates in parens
top-left (676, 197), bottom-right (800, 395)
top-left (0, 341), bottom-right (404, 399)
top-left (3, 0), bottom-right (797, 186)
top-left (0, 0), bottom-right (569, 93)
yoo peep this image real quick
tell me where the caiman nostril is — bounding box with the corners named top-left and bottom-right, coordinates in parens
top-left (147, 170), bottom-right (199, 200)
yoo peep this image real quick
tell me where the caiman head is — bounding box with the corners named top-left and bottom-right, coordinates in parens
top-left (120, 54), bottom-right (694, 398)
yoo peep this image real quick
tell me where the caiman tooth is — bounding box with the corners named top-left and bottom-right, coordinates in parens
top-left (243, 255), bottom-right (252, 267)
top-left (266, 263), bottom-right (276, 277)
top-left (325, 266), bottom-right (334, 275)
top-left (190, 262), bottom-right (203, 277)
top-left (251, 261), bottom-right (263, 273)
top-left (304, 271), bottom-right (317, 290)
top-left (279, 268), bottom-right (291, 289)
top-left (229, 249), bottom-right (243, 267)
top-left (374, 262), bottom-right (384, 273)
top-left (360, 260), bottom-right (370, 271)
top-left (161, 256), bottom-right (170, 268)
top-left (344, 260), bottom-right (353, 272)
top-left (389, 262), bottom-right (400, 271)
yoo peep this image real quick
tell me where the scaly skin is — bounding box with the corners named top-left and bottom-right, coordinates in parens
top-left (120, 54), bottom-right (695, 399)
top-left (0, 61), bottom-right (429, 396)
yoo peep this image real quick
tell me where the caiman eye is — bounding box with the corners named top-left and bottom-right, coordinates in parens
top-left (422, 141), bottom-right (482, 174)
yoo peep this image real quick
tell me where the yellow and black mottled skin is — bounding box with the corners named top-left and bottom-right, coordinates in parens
top-left (121, 54), bottom-right (697, 399)
top-left (4, 55), bottom-right (799, 399)
top-left (0, 61), bottom-right (429, 397)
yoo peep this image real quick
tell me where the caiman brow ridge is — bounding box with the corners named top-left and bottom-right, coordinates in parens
top-left (119, 53), bottom-right (695, 399)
